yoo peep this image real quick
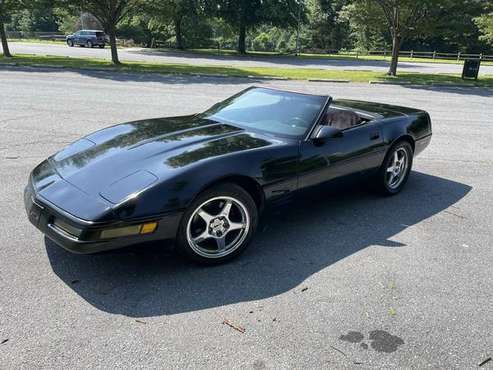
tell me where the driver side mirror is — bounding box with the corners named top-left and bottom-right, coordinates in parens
top-left (313, 125), bottom-right (343, 143)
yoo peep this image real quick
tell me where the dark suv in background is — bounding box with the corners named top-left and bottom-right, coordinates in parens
top-left (66, 30), bottom-right (107, 48)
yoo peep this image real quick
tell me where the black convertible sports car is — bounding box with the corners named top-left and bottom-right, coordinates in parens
top-left (25, 87), bottom-right (432, 263)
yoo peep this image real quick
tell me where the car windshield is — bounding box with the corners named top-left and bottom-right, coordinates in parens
top-left (202, 88), bottom-right (327, 137)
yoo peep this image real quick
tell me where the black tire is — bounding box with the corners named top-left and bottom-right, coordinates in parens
top-left (99, 44), bottom-right (105, 49)
top-left (87, 40), bottom-right (93, 48)
top-left (67, 40), bottom-right (74, 47)
top-left (375, 141), bottom-right (414, 195)
top-left (176, 183), bottom-right (258, 265)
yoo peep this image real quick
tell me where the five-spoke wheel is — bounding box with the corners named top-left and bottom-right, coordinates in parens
top-left (187, 196), bottom-right (250, 258)
top-left (377, 141), bottom-right (414, 195)
top-left (386, 147), bottom-right (409, 190)
top-left (177, 183), bottom-right (258, 264)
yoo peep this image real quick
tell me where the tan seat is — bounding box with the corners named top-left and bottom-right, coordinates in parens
top-left (324, 109), bottom-right (362, 130)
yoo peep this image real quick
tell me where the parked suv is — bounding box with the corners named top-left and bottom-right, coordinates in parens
top-left (66, 30), bottom-right (107, 48)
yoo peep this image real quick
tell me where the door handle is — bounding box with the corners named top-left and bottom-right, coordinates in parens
top-left (370, 132), bottom-right (380, 140)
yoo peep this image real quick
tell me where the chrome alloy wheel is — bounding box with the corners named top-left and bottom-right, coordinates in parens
top-left (386, 148), bottom-right (409, 189)
top-left (186, 196), bottom-right (250, 259)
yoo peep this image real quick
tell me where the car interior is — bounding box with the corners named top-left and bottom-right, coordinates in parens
top-left (323, 107), bottom-right (373, 130)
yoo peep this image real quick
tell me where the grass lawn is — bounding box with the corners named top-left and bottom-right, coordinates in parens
top-left (190, 48), bottom-right (493, 66)
top-left (1, 53), bottom-right (492, 88)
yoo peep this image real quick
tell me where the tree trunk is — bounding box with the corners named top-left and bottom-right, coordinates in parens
top-left (388, 33), bottom-right (401, 76)
top-left (238, 23), bottom-right (246, 54)
top-left (0, 18), bottom-right (12, 58)
top-left (174, 17), bottom-right (184, 49)
top-left (108, 26), bottom-right (120, 65)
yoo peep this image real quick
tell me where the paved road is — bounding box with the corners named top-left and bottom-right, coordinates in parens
top-left (1, 66), bottom-right (492, 369)
top-left (8, 41), bottom-right (493, 76)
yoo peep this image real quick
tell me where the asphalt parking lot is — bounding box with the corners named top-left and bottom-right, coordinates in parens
top-left (1, 66), bottom-right (492, 369)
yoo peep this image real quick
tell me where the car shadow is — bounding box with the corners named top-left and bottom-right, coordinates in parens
top-left (45, 171), bottom-right (471, 317)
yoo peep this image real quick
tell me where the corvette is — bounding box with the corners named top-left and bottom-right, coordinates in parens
top-left (25, 87), bottom-right (432, 263)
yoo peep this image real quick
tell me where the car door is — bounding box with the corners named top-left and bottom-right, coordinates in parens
top-left (72, 31), bottom-right (80, 44)
top-left (77, 31), bottom-right (86, 45)
top-left (298, 121), bottom-right (386, 189)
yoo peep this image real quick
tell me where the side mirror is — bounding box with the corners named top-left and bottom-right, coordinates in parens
top-left (313, 126), bottom-right (343, 142)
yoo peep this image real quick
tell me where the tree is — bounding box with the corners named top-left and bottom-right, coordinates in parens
top-left (143, 0), bottom-right (203, 49)
top-left (210, 0), bottom-right (304, 54)
top-left (367, 0), bottom-right (444, 76)
top-left (341, 1), bottom-right (388, 52)
top-left (60, 0), bottom-right (142, 64)
top-left (0, 0), bottom-right (31, 57)
top-left (307, 0), bottom-right (351, 51)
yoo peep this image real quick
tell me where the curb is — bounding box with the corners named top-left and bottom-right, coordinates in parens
top-left (30, 64), bottom-right (66, 69)
top-left (249, 75), bottom-right (289, 80)
top-left (368, 79), bottom-right (488, 89)
top-left (308, 78), bottom-right (350, 83)
top-left (368, 80), bottom-right (412, 85)
top-left (190, 72), bottom-right (229, 78)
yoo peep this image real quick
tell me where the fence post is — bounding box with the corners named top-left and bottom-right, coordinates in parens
top-left (433, 51), bottom-right (436, 59)
top-left (480, 53), bottom-right (483, 60)
top-left (410, 50), bottom-right (414, 59)
top-left (457, 52), bottom-right (461, 63)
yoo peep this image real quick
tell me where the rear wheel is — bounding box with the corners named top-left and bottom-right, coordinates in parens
top-left (67, 39), bottom-right (74, 47)
top-left (87, 40), bottom-right (93, 48)
top-left (99, 44), bottom-right (105, 49)
top-left (176, 183), bottom-right (258, 264)
top-left (376, 141), bottom-right (413, 195)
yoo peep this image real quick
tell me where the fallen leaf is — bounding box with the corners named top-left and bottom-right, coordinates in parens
top-left (301, 287), bottom-right (309, 292)
top-left (1, 339), bottom-right (8, 345)
top-left (135, 319), bottom-right (147, 325)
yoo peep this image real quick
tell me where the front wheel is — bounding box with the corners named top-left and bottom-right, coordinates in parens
top-left (376, 141), bottom-right (414, 195)
top-left (99, 44), bottom-right (105, 49)
top-left (67, 40), bottom-right (74, 47)
top-left (87, 40), bottom-right (93, 48)
top-left (176, 183), bottom-right (258, 264)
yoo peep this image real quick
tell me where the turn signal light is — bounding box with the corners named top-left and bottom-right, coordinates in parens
top-left (100, 222), bottom-right (158, 239)
top-left (140, 222), bottom-right (158, 234)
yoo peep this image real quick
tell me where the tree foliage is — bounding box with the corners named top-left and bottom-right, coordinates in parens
top-left (209, 0), bottom-right (304, 53)
top-left (58, 0), bottom-right (143, 64)
top-left (476, 11), bottom-right (493, 46)
top-left (3, 0), bottom-right (493, 66)
top-left (1, 0), bottom-right (50, 57)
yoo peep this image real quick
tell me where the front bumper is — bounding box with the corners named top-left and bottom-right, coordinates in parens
top-left (24, 182), bottom-right (182, 254)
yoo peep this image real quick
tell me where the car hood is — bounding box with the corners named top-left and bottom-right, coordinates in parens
top-left (44, 115), bottom-right (272, 205)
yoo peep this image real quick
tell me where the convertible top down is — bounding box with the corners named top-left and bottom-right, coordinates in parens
top-left (25, 87), bottom-right (432, 263)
